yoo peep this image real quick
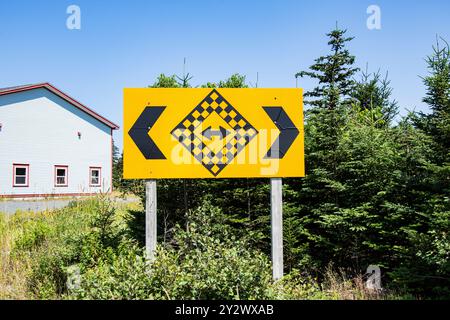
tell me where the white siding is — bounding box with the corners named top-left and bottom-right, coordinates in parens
top-left (0, 88), bottom-right (113, 197)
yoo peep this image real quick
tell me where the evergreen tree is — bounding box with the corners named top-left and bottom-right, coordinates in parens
top-left (287, 27), bottom-right (360, 273)
top-left (112, 141), bottom-right (121, 190)
top-left (288, 28), bottom-right (433, 284)
top-left (414, 38), bottom-right (450, 164)
top-left (352, 67), bottom-right (399, 126)
top-left (395, 38), bottom-right (450, 298)
top-left (296, 27), bottom-right (359, 110)
top-left (295, 27), bottom-right (359, 165)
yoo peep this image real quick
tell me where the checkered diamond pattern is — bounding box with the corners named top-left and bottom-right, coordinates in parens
top-left (171, 89), bottom-right (258, 176)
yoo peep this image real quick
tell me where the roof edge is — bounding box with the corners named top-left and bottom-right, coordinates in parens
top-left (0, 83), bottom-right (120, 130)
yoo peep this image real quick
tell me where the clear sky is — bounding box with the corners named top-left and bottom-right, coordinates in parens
top-left (0, 0), bottom-right (449, 149)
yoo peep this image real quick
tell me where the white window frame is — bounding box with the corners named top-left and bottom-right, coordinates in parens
top-left (54, 165), bottom-right (68, 187)
top-left (89, 167), bottom-right (102, 187)
top-left (13, 164), bottom-right (29, 187)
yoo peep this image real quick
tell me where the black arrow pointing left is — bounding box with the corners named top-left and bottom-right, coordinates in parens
top-left (128, 106), bottom-right (166, 160)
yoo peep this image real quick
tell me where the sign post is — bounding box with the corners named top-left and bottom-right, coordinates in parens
top-left (271, 178), bottom-right (283, 280)
top-left (124, 88), bottom-right (304, 279)
top-left (145, 180), bottom-right (157, 260)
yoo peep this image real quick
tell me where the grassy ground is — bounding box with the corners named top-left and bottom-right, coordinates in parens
top-left (0, 196), bottom-right (140, 299)
top-left (0, 196), bottom-right (410, 300)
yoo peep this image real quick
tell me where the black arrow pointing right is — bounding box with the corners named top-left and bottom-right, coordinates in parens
top-left (128, 106), bottom-right (166, 160)
top-left (263, 106), bottom-right (299, 159)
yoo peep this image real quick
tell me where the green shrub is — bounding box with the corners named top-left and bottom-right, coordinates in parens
top-left (69, 243), bottom-right (152, 300)
top-left (15, 219), bottom-right (54, 251)
top-left (11, 197), bottom-right (128, 299)
top-left (71, 201), bottom-right (273, 300)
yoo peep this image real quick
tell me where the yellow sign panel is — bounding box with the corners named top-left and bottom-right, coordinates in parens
top-left (123, 88), bottom-right (304, 179)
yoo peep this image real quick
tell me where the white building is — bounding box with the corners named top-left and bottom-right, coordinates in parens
top-left (0, 83), bottom-right (119, 198)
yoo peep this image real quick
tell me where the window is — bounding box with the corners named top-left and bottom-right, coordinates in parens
top-left (13, 164), bottom-right (29, 187)
top-left (54, 166), bottom-right (68, 187)
top-left (90, 167), bottom-right (101, 187)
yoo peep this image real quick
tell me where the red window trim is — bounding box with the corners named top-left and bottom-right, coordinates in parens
top-left (54, 165), bottom-right (69, 187)
top-left (13, 164), bottom-right (29, 187)
top-left (89, 167), bottom-right (102, 187)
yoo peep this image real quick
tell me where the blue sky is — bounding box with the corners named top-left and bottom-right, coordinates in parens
top-left (0, 0), bottom-right (449, 149)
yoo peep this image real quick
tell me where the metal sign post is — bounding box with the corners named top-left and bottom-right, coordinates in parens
top-left (271, 178), bottom-right (283, 280)
top-left (145, 180), bottom-right (157, 260)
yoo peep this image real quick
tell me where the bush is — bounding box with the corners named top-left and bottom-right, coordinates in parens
top-left (69, 243), bottom-right (152, 300)
top-left (11, 197), bottom-right (127, 299)
top-left (71, 201), bottom-right (273, 300)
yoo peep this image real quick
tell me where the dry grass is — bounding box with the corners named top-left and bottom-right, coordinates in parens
top-left (322, 266), bottom-right (384, 300)
top-left (0, 212), bottom-right (34, 299)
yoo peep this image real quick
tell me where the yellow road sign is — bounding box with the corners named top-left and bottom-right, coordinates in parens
top-left (123, 88), bottom-right (304, 179)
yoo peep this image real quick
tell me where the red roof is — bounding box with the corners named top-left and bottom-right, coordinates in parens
top-left (0, 83), bottom-right (119, 129)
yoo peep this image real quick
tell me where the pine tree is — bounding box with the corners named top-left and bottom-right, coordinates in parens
top-left (294, 26), bottom-right (359, 185)
top-left (296, 27), bottom-right (359, 110)
top-left (394, 38), bottom-right (450, 298)
top-left (352, 67), bottom-right (399, 126)
top-left (286, 27), bottom-right (361, 273)
top-left (415, 38), bottom-right (450, 164)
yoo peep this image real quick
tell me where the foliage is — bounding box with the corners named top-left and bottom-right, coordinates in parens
top-left (351, 67), bottom-right (399, 126)
top-left (202, 73), bottom-right (249, 89)
top-left (68, 201), bottom-right (273, 300)
top-left (413, 37), bottom-right (450, 163)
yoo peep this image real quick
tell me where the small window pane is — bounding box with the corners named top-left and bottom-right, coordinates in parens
top-left (15, 176), bottom-right (26, 185)
top-left (16, 168), bottom-right (26, 176)
top-left (55, 167), bottom-right (67, 186)
top-left (90, 169), bottom-right (100, 186)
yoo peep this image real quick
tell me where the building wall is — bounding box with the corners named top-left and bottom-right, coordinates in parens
top-left (0, 88), bottom-right (113, 197)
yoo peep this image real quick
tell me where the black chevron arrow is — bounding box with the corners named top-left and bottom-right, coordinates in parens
top-left (263, 106), bottom-right (299, 159)
top-left (128, 106), bottom-right (166, 160)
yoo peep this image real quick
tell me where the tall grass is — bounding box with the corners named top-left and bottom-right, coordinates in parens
top-left (0, 211), bottom-right (34, 299)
